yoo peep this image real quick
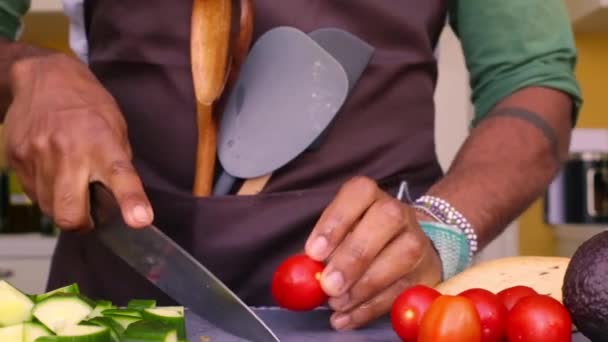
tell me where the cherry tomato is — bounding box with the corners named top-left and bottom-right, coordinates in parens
top-left (496, 285), bottom-right (538, 311)
top-left (506, 294), bottom-right (572, 342)
top-left (390, 285), bottom-right (441, 341)
top-left (418, 295), bottom-right (482, 342)
top-left (459, 288), bottom-right (508, 342)
top-left (271, 254), bottom-right (327, 311)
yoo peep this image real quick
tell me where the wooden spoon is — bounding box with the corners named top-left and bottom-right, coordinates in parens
top-left (229, 0), bottom-right (254, 86)
top-left (191, 0), bottom-right (233, 196)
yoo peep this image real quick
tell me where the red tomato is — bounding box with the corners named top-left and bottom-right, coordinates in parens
top-left (418, 295), bottom-right (482, 342)
top-left (459, 288), bottom-right (508, 342)
top-left (271, 254), bottom-right (327, 311)
top-left (390, 285), bottom-right (441, 341)
top-left (506, 294), bottom-right (572, 342)
top-left (496, 285), bottom-right (538, 311)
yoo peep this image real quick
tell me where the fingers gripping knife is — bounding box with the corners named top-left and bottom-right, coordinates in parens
top-left (191, 0), bottom-right (254, 196)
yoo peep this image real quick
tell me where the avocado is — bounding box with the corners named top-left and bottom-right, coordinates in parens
top-left (563, 230), bottom-right (608, 342)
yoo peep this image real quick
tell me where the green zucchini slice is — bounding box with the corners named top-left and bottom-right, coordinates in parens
top-left (142, 307), bottom-right (186, 340)
top-left (122, 320), bottom-right (178, 342)
top-left (32, 294), bottom-right (94, 333)
top-left (0, 280), bottom-right (34, 326)
top-left (34, 284), bottom-right (81, 303)
top-left (23, 322), bottom-right (52, 342)
top-left (0, 324), bottom-right (23, 342)
top-left (35, 325), bottom-right (110, 342)
top-left (127, 299), bottom-right (157, 310)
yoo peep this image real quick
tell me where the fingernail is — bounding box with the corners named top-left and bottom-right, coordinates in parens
top-left (323, 271), bottom-right (344, 294)
top-left (132, 205), bottom-right (150, 223)
top-left (332, 314), bottom-right (351, 330)
top-left (308, 237), bottom-right (328, 259)
top-left (329, 293), bottom-right (350, 310)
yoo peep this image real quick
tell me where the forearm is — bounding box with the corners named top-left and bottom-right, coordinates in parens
top-left (426, 87), bottom-right (573, 249)
top-left (0, 38), bottom-right (59, 117)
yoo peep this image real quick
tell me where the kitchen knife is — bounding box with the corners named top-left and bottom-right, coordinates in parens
top-left (89, 182), bottom-right (280, 342)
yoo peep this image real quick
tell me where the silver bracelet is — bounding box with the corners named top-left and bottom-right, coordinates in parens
top-left (413, 195), bottom-right (478, 258)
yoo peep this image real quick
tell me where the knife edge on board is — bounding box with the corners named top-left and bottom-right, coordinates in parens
top-left (88, 182), bottom-right (280, 342)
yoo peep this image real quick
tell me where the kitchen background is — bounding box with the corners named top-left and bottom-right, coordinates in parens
top-left (0, 0), bottom-right (606, 294)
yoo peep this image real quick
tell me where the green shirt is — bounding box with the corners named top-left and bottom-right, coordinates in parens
top-left (0, 0), bottom-right (28, 40)
top-left (1, 0), bottom-right (582, 123)
top-left (449, 0), bottom-right (582, 124)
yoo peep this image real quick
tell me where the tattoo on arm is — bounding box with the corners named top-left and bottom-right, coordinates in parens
top-left (484, 107), bottom-right (560, 163)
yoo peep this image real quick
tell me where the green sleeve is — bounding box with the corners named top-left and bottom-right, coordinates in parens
top-left (0, 0), bottom-right (30, 40)
top-left (448, 0), bottom-right (583, 126)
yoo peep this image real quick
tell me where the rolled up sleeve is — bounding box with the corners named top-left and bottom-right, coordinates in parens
top-left (449, 0), bottom-right (583, 126)
top-left (0, 0), bottom-right (30, 40)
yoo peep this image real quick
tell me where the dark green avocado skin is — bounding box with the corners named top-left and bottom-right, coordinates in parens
top-left (563, 231), bottom-right (608, 342)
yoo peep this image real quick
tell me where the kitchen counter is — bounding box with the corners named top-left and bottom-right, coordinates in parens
top-left (0, 233), bottom-right (57, 294)
top-left (184, 307), bottom-right (591, 341)
top-left (0, 233), bottom-right (57, 258)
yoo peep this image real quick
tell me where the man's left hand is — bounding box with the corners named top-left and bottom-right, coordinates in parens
top-left (305, 176), bottom-right (443, 330)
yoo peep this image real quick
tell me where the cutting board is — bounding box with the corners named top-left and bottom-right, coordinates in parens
top-left (184, 307), bottom-right (590, 341)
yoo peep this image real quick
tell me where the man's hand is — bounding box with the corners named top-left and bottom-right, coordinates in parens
top-left (305, 176), bottom-right (442, 330)
top-left (3, 52), bottom-right (153, 231)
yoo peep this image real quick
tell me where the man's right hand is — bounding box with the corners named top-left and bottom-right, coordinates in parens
top-left (3, 53), bottom-right (153, 231)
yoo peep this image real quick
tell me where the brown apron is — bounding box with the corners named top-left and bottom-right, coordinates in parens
top-left (47, 0), bottom-right (447, 306)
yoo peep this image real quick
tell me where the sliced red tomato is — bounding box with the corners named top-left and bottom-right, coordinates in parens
top-left (506, 294), bottom-right (572, 342)
top-left (418, 295), bottom-right (482, 342)
top-left (390, 285), bottom-right (441, 342)
top-left (496, 285), bottom-right (538, 311)
top-left (459, 288), bottom-right (508, 342)
top-left (271, 254), bottom-right (327, 311)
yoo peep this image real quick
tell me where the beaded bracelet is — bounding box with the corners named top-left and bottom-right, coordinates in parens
top-left (413, 195), bottom-right (478, 259)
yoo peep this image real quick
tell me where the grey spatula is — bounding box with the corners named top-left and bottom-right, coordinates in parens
top-left (214, 26), bottom-right (374, 196)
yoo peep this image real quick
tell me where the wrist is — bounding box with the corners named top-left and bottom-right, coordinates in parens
top-left (415, 209), bottom-right (437, 223)
top-left (413, 195), bottom-right (478, 257)
top-left (8, 45), bottom-right (62, 94)
top-left (411, 193), bottom-right (480, 281)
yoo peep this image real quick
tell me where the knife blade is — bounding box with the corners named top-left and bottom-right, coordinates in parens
top-left (89, 183), bottom-right (280, 342)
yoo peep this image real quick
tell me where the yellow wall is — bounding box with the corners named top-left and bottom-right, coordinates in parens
top-left (20, 12), bottom-right (71, 53)
top-left (518, 33), bottom-right (608, 255)
top-left (0, 13), bottom-right (71, 168)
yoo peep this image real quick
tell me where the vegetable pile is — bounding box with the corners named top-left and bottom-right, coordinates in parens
top-left (0, 280), bottom-right (186, 342)
top-left (390, 284), bottom-right (572, 342)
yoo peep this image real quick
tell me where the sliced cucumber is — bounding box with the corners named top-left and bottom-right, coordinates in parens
top-left (35, 325), bottom-right (110, 342)
top-left (34, 284), bottom-right (81, 303)
top-left (142, 308), bottom-right (186, 340)
top-left (156, 307), bottom-right (185, 316)
top-left (0, 281), bottom-right (189, 341)
top-left (82, 317), bottom-right (123, 342)
top-left (0, 324), bottom-right (23, 342)
top-left (86, 300), bottom-right (116, 319)
top-left (60, 325), bottom-right (109, 341)
top-left (105, 315), bottom-right (140, 330)
top-left (0, 280), bottom-right (34, 326)
top-left (23, 322), bottom-right (52, 342)
top-left (101, 308), bottom-right (142, 330)
top-left (102, 308), bottom-right (142, 319)
top-left (122, 320), bottom-right (177, 342)
top-left (127, 299), bottom-right (157, 310)
top-left (32, 294), bottom-right (94, 333)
